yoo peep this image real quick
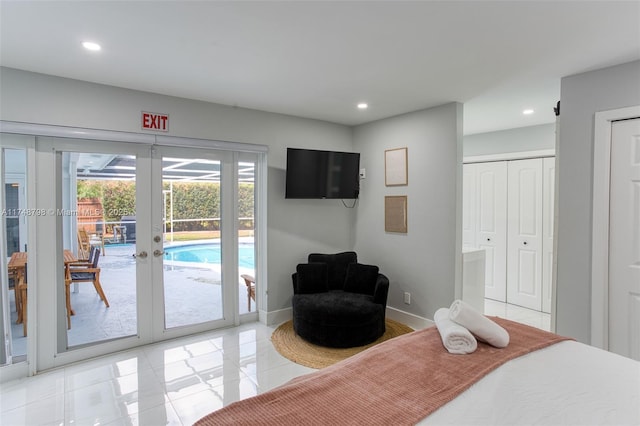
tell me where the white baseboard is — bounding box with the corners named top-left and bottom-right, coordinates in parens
top-left (261, 306), bottom-right (432, 329)
top-left (386, 306), bottom-right (433, 330)
top-left (0, 362), bottom-right (28, 384)
top-left (239, 312), bottom-right (259, 325)
top-left (263, 307), bottom-right (292, 326)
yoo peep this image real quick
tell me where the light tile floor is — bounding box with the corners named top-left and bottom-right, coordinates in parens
top-left (0, 300), bottom-right (550, 425)
top-left (484, 298), bottom-right (551, 332)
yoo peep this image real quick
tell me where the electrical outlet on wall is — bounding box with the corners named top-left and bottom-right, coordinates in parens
top-left (404, 292), bottom-right (411, 304)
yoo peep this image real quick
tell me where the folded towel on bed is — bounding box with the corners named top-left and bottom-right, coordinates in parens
top-left (449, 299), bottom-right (510, 348)
top-left (434, 308), bottom-right (478, 354)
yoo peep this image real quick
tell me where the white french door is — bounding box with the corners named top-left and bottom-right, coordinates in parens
top-left (0, 122), bottom-right (265, 377)
top-left (0, 134), bottom-right (34, 369)
top-left (34, 137), bottom-right (149, 367)
top-left (150, 146), bottom-right (235, 340)
top-left (33, 138), bottom-right (236, 369)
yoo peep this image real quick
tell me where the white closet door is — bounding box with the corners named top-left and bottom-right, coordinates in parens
top-left (608, 118), bottom-right (640, 360)
top-left (462, 163), bottom-right (477, 248)
top-left (542, 157), bottom-right (555, 314)
top-left (507, 158), bottom-right (543, 310)
top-left (476, 162), bottom-right (507, 302)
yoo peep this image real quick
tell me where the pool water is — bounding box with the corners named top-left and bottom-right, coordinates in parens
top-left (164, 243), bottom-right (255, 269)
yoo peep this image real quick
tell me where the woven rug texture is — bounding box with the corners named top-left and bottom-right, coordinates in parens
top-left (271, 318), bottom-right (414, 368)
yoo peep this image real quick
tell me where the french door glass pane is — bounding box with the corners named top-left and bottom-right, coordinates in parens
top-left (162, 156), bottom-right (223, 328)
top-left (238, 160), bottom-right (256, 314)
top-left (2, 147), bottom-right (28, 361)
top-left (62, 151), bottom-right (138, 347)
top-left (5, 184), bottom-right (20, 255)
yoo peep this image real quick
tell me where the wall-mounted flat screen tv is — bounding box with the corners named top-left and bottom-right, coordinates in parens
top-left (285, 148), bottom-right (360, 199)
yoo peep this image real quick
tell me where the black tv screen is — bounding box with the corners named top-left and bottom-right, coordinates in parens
top-left (285, 148), bottom-right (360, 199)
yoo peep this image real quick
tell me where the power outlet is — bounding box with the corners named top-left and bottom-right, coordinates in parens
top-left (404, 292), bottom-right (411, 304)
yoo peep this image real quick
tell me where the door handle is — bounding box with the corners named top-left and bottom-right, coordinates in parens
top-left (137, 251), bottom-right (148, 259)
top-left (153, 249), bottom-right (164, 257)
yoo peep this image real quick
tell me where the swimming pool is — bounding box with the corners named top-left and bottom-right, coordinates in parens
top-left (163, 242), bottom-right (255, 269)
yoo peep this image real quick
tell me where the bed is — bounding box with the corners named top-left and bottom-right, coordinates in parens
top-left (195, 317), bottom-right (640, 425)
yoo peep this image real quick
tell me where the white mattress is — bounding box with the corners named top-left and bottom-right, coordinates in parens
top-left (420, 340), bottom-right (640, 425)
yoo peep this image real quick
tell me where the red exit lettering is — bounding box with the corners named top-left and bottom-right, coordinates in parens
top-left (142, 112), bottom-right (169, 131)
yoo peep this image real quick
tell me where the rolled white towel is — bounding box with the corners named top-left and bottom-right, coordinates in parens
top-left (449, 299), bottom-right (510, 348)
top-left (434, 308), bottom-right (478, 354)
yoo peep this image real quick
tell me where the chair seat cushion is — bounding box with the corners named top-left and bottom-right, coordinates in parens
top-left (71, 272), bottom-right (95, 280)
top-left (292, 291), bottom-right (385, 348)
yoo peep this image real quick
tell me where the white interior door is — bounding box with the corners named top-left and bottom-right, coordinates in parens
top-left (507, 158), bottom-right (543, 310)
top-left (475, 162), bottom-right (508, 302)
top-left (542, 157), bottom-right (555, 314)
top-left (608, 117), bottom-right (640, 360)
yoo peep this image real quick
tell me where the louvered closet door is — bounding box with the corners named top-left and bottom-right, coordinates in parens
top-left (506, 158), bottom-right (543, 310)
top-left (475, 162), bottom-right (507, 302)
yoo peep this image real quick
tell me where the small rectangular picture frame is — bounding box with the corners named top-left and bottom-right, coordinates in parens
top-left (384, 147), bottom-right (408, 186)
top-left (385, 195), bottom-right (407, 233)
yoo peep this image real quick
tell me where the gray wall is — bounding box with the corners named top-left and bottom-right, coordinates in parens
top-left (463, 123), bottom-right (556, 157)
top-left (0, 67), bottom-right (355, 314)
top-left (353, 103), bottom-right (463, 320)
top-left (0, 67), bottom-right (463, 322)
top-left (556, 59), bottom-right (640, 343)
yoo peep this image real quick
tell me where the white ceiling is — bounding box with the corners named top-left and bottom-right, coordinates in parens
top-left (1, 1), bottom-right (639, 135)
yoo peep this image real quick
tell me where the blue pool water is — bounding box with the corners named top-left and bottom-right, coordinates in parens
top-left (164, 243), bottom-right (255, 269)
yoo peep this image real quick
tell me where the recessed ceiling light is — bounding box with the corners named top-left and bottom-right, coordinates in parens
top-left (522, 109), bottom-right (534, 115)
top-left (82, 41), bottom-right (101, 51)
top-left (357, 103), bottom-right (368, 110)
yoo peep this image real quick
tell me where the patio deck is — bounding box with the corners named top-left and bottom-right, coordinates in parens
top-left (9, 242), bottom-right (255, 356)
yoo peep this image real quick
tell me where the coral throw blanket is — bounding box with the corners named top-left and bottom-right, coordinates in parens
top-left (195, 317), bottom-right (570, 426)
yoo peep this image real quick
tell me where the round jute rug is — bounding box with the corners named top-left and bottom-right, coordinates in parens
top-left (271, 319), bottom-right (414, 369)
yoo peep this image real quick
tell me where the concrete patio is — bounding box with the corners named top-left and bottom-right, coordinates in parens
top-left (9, 240), bottom-right (256, 356)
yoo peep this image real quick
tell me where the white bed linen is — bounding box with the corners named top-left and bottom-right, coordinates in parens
top-left (420, 340), bottom-right (640, 425)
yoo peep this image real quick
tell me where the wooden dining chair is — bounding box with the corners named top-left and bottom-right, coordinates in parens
top-left (241, 274), bottom-right (256, 311)
top-left (77, 228), bottom-right (91, 260)
top-left (65, 247), bottom-right (109, 329)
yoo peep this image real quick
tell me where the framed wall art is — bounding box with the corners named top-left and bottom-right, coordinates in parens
top-left (384, 147), bottom-right (408, 186)
top-left (385, 195), bottom-right (407, 233)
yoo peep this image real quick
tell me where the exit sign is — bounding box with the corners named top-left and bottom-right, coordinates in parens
top-left (141, 111), bottom-right (169, 132)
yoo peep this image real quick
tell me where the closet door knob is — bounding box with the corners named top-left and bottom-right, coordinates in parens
top-left (523, 241), bottom-right (528, 245)
top-left (487, 238), bottom-right (491, 242)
